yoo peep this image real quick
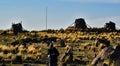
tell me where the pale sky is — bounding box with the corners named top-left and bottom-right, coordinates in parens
top-left (0, 0), bottom-right (120, 30)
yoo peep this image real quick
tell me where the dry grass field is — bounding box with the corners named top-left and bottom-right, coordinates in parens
top-left (0, 30), bottom-right (120, 66)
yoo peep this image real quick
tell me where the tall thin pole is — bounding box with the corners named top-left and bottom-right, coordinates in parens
top-left (46, 7), bottom-right (48, 30)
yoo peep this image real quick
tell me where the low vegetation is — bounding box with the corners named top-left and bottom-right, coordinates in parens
top-left (0, 30), bottom-right (120, 66)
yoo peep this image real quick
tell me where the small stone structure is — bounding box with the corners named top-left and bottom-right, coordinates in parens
top-left (104, 21), bottom-right (116, 30)
top-left (12, 22), bottom-right (23, 35)
top-left (74, 18), bottom-right (87, 30)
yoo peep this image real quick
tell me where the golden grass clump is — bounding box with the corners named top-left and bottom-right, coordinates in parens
top-left (12, 52), bottom-right (22, 63)
top-left (98, 43), bottom-right (106, 50)
top-left (10, 45), bottom-right (19, 54)
top-left (0, 52), bottom-right (4, 60)
top-left (2, 45), bottom-right (10, 54)
top-left (75, 38), bottom-right (81, 43)
top-left (18, 45), bottom-right (26, 53)
top-left (89, 46), bottom-right (96, 52)
top-left (24, 54), bottom-right (36, 61)
top-left (0, 45), bottom-right (3, 52)
top-left (66, 39), bottom-right (71, 43)
top-left (6, 53), bottom-right (13, 59)
top-left (27, 45), bottom-right (36, 54)
top-left (81, 43), bottom-right (89, 50)
top-left (65, 45), bottom-right (70, 50)
top-left (35, 52), bottom-right (42, 60)
top-left (16, 52), bottom-right (22, 57)
top-left (38, 47), bottom-right (41, 52)
top-left (9, 45), bottom-right (16, 51)
top-left (21, 34), bottom-right (27, 39)
top-left (7, 30), bottom-right (13, 35)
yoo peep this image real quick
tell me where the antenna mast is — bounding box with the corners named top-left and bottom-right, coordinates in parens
top-left (46, 7), bottom-right (48, 30)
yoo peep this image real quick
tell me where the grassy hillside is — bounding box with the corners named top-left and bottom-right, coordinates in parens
top-left (0, 30), bottom-right (120, 66)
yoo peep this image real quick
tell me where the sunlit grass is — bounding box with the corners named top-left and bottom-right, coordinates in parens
top-left (0, 30), bottom-right (120, 66)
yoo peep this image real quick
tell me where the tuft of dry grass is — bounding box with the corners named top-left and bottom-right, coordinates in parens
top-left (2, 45), bottom-right (10, 54)
top-left (24, 54), bottom-right (36, 62)
top-left (27, 45), bottom-right (37, 54)
top-left (35, 52), bottom-right (42, 60)
top-left (18, 45), bottom-right (26, 53)
top-left (6, 53), bottom-right (13, 59)
top-left (0, 52), bottom-right (4, 61)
